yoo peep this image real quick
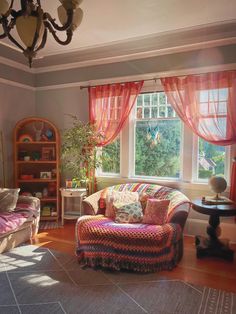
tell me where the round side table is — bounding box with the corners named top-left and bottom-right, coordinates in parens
top-left (191, 199), bottom-right (236, 261)
top-left (60, 188), bottom-right (87, 225)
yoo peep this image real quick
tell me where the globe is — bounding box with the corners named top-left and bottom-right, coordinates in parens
top-left (209, 176), bottom-right (227, 198)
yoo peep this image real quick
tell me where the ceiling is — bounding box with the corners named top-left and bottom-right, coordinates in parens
top-left (0, 0), bottom-right (236, 69)
top-left (1, 0), bottom-right (236, 57)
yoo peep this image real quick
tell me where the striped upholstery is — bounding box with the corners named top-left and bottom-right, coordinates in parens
top-left (77, 183), bottom-right (190, 272)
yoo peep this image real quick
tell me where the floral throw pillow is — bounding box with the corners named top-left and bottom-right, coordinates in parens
top-left (142, 199), bottom-right (170, 225)
top-left (114, 201), bottom-right (143, 223)
top-left (105, 190), bottom-right (139, 219)
top-left (0, 188), bottom-right (20, 212)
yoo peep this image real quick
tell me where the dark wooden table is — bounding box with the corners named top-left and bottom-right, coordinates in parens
top-left (191, 199), bottom-right (236, 261)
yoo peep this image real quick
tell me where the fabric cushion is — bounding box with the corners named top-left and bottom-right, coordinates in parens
top-left (0, 188), bottom-right (20, 213)
top-left (114, 201), bottom-right (143, 223)
top-left (105, 190), bottom-right (139, 219)
top-left (142, 199), bottom-right (170, 225)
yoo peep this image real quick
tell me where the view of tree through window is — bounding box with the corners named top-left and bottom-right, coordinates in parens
top-left (135, 92), bottom-right (181, 178)
top-left (101, 138), bottom-right (120, 174)
top-left (198, 138), bottom-right (226, 179)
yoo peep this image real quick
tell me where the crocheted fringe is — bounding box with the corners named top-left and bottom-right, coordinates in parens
top-left (77, 255), bottom-right (178, 273)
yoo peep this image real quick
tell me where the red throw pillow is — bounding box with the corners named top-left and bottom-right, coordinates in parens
top-left (142, 199), bottom-right (170, 225)
top-left (97, 188), bottom-right (108, 215)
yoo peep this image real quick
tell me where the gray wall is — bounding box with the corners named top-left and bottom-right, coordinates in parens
top-left (35, 87), bottom-right (88, 129)
top-left (0, 83), bottom-right (35, 187)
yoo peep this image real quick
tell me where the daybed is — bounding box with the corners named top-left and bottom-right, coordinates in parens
top-left (76, 183), bottom-right (190, 272)
top-left (0, 195), bottom-right (40, 253)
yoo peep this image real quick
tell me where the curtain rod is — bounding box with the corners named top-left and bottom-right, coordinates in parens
top-left (79, 68), bottom-right (235, 90)
top-left (80, 78), bottom-right (156, 90)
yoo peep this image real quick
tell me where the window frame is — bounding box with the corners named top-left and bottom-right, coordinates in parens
top-left (97, 81), bottom-right (232, 186)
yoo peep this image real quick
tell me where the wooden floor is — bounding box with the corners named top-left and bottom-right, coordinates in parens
top-left (32, 221), bottom-right (236, 294)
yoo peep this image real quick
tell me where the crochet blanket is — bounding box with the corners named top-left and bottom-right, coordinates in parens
top-left (76, 215), bottom-right (183, 272)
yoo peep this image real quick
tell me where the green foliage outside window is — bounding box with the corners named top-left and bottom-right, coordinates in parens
top-left (101, 139), bottom-right (120, 173)
top-left (198, 138), bottom-right (225, 179)
top-left (135, 120), bottom-right (181, 177)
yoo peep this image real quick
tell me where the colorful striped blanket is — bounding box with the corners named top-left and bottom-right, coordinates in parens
top-left (76, 215), bottom-right (183, 272)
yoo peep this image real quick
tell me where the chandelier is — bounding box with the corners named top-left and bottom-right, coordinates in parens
top-left (0, 0), bottom-right (83, 67)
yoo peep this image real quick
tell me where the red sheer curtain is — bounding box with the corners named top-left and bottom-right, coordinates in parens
top-left (161, 71), bottom-right (236, 201)
top-left (161, 71), bottom-right (236, 145)
top-left (89, 81), bottom-right (143, 146)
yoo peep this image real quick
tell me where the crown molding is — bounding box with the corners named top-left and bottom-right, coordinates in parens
top-left (0, 56), bottom-right (33, 73)
top-left (1, 62), bottom-right (235, 91)
top-left (35, 63), bottom-right (236, 91)
top-left (0, 77), bottom-right (35, 91)
top-left (34, 37), bottom-right (236, 74)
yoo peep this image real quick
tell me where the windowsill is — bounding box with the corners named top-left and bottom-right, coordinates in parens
top-left (96, 175), bottom-right (231, 192)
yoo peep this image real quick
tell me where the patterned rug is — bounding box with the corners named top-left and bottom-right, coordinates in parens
top-left (0, 245), bottom-right (235, 314)
top-left (39, 221), bottom-right (62, 230)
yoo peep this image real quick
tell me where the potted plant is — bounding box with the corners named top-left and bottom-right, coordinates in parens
top-left (61, 115), bottom-right (102, 194)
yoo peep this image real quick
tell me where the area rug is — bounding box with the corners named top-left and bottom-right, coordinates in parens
top-left (39, 221), bottom-right (62, 230)
top-left (0, 245), bottom-right (235, 314)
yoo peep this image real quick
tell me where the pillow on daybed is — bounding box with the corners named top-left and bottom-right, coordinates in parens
top-left (114, 201), bottom-right (143, 223)
top-left (105, 190), bottom-right (139, 219)
top-left (0, 188), bottom-right (20, 212)
top-left (142, 199), bottom-right (170, 225)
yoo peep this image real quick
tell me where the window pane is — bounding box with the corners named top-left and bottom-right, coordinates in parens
top-left (198, 138), bottom-right (225, 180)
top-left (135, 120), bottom-right (181, 178)
top-left (101, 139), bottom-right (120, 174)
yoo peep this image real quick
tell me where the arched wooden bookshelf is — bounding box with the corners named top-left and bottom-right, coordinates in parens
top-left (13, 117), bottom-right (60, 222)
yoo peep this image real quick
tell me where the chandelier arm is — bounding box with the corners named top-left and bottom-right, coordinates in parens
top-left (35, 27), bottom-right (47, 52)
top-left (45, 21), bottom-right (73, 45)
top-left (44, 9), bottom-right (74, 32)
top-left (1, 17), bottom-right (24, 52)
top-left (44, 22), bottom-right (73, 46)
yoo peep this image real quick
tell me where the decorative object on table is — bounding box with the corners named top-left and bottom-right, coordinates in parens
top-left (18, 134), bottom-right (33, 142)
top-left (203, 175), bottom-right (233, 205)
top-left (0, 0), bottom-right (84, 67)
top-left (40, 172), bottom-right (52, 179)
top-left (32, 121), bottom-right (44, 141)
top-left (66, 179), bottom-right (73, 188)
top-left (61, 115), bottom-right (104, 194)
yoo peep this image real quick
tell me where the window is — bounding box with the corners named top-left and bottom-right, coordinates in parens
top-left (134, 92), bottom-right (181, 178)
top-left (100, 138), bottom-right (120, 174)
top-left (197, 138), bottom-right (226, 180)
top-left (198, 88), bottom-right (228, 138)
top-left (97, 85), bottom-right (231, 185)
top-left (194, 88), bottom-right (229, 181)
